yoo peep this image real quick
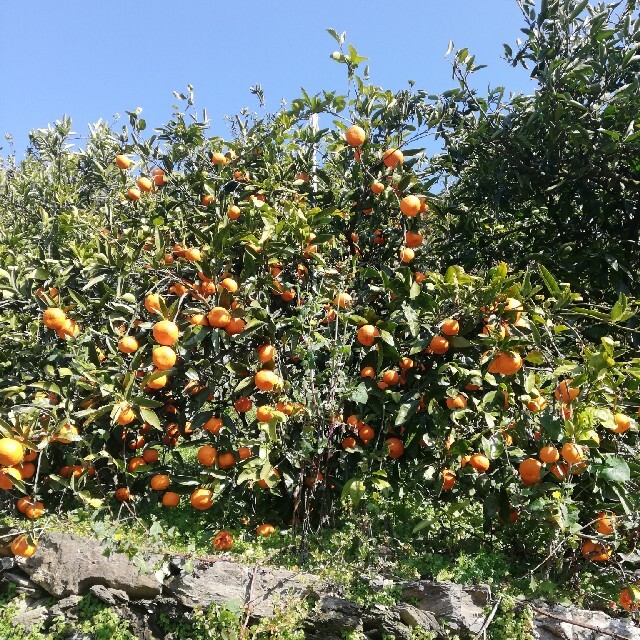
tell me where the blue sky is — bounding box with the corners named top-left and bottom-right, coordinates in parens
top-left (0, 1), bottom-right (532, 157)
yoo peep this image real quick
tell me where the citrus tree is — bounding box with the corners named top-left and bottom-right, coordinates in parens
top-left (1, 29), bottom-right (640, 610)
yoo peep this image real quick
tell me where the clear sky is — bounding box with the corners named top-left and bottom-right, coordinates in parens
top-left (0, 1), bottom-right (532, 158)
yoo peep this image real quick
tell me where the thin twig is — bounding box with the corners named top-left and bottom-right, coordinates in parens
top-left (473, 595), bottom-right (503, 640)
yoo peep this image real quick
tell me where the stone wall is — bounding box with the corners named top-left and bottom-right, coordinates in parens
top-left (1, 531), bottom-right (639, 640)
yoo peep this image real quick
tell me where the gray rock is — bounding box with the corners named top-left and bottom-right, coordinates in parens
top-left (11, 605), bottom-right (50, 631)
top-left (402, 580), bottom-right (490, 634)
top-left (362, 603), bottom-right (413, 639)
top-left (49, 594), bottom-right (83, 619)
top-left (532, 603), bottom-right (640, 640)
top-left (2, 571), bottom-right (45, 597)
top-left (308, 595), bottom-right (364, 635)
top-left (165, 560), bottom-right (248, 609)
top-left (248, 566), bottom-right (323, 617)
top-left (89, 584), bottom-right (129, 606)
top-left (0, 556), bottom-right (16, 571)
top-left (20, 533), bottom-right (162, 599)
top-left (394, 602), bottom-right (442, 633)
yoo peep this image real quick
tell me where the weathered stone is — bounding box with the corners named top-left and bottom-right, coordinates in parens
top-left (89, 584), bottom-right (129, 606)
top-left (532, 603), bottom-right (640, 640)
top-left (0, 556), bottom-right (16, 571)
top-left (362, 603), bottom-right (413, 639)
top-left (11, 605), bottom-right (50, 631)
top-left (20, 533), bottom-right (162, 599)
top-left (2, 571), bottom-right (45, 596)
top-left (394, 603), bottom-right (442, 633)
top-left (307, 595), bottom-right (364, 635)
top-left (49, 594), bottom-right (83, 619)
top-left (248, 566), bottom-right (324, 617)
top-left (402, 580), bottom-right (490, 634)
top-left (164, 560), bottom-right (248, 609)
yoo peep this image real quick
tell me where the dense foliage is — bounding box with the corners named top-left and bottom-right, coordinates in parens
top-left (1, 0), bottom-right (640, 614)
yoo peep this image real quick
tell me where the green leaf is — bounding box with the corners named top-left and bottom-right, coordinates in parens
top-left (341, 478), bottom-right (365, 505)
top-left (139, 408), bottom-right (160, 429)
top-left (395, 397), bottom-right (420, 425)
top-left (538, 264), bottom-right (560, 296)
top-left (597, 456), bottom-right (630, 484)
top-left (350, 383), bottom-right (368, 405)
top-left (402, 303), bottom-right (420, 337)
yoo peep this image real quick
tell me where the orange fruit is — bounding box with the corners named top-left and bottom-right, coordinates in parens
top-left (197, 445), bottom-right (217, 466)
top-left (234, 397), bottom-right (252, 413)
top-left (0, 438), bottom-right (24, 466)
top-left (441, 319), bottom-right (459, 336)
top-left (345, 125), bottom-right (366, 147)
top-left (399, 195), bottom-right (421, 217)
top-left (54, 423), bottom-right (78, 443)
top-left (115, 154), bottom-right (132, 169)
top-left (152, 346), bottom-right (177, 370)
top-left (581, 540), bottom-right (611, 562)
top-left (357, 325), bottom-right (379, 347)
top-left (385, 438), bottom-right (404, 458)
top-left (42, 307), bottom-right (67, 330)
top-left (405, 231), bottom-right (423, 248)
top-left (549, 462), bottom-right (569, 481)
top-left (561, 442), bottom-right (584, 464)
top-left (115, 487), bottom-right (131, 501)
top-left (446, 394), bottom-right (467, 410)
top-left (539, 446), bottom-right (559, 464)
top-left (399, 357), bottom-right (414, 370)
top-left (150, 474), bottom-right (170, 490)
top-left (11, 535), bottom-right (37, 558)
top-left (218, 452), bottom-right (236, 470)
top-left (238, 446), bottom-right (252, 460)
top-left (142, 448), bottom-right (159, 464)
top-left (162, 491), bottom-right (180, 507)
top-left (118, 336), bottom-right (139, 354)
top-left (146, 371), bottom-right (168, 390)
top-left (382, 149), bottom-right (403, 168)
top-left (527, 396), bottom-right (547, 412)
top-left (189, 313), bottom-right (209, 326)
top-left (255, 369), bottom-right (279, 392)
top-left (190, 488), bottom-right (214, 510)
top-left (208, 307), bottom-right (231, 328)
top-left (342, 436), bottom-right (357, 450)
top-left (441, 469), bottom-right (456, 490)
top-left (612, 413), bottom-right (630, 434)
top-left (554, 379), bottom-right (580, 403)
top-left (127, 186), bottom-right (141, 200)
top-left (256, 406), bottom-right (274, 423)
top-left (257, 344), bottom-right (276, 363)
top-left (488, 351), bottom-right (523, 376)
top-left (519, 458), bottom-right (542, 485)
top-left (0, 467), bottom-right (21, 490)
top-left (24, 500), bottom-right (44, 519)
top-left (256, 523), bottom-right (276, 537)
top-left (144, 293), bottom-right (162, 314)
top-left (212, 152), bottom-right (227, 166)
top-left (228, 205), bottom-right (241, 220)
top-left (359, 426), bottom-right (375, 443)
top-left (213, 530), bottom-right (234, 551)
top-left (334, 292), bottom-right (352, 308)
top-left (204, 417), bottom-right (223, 434)
top-left (117, 407), bottom-right (136, 426)
top-left (594, 511), bottom-right (617, 535)
top-left (224, 317), bottom-right (246, 335)
top-left (220, 277), bottom-right (238, 293)
top-left (370, 181), bottom-right (385, 194)
top-left (470, 454), bottom-right (490, 473)
top-left (184, 247), bottom-right (202, 262)
top-left (153, 320), bottom-right (179, 346)
top-left (399, 247), bottom-right (415, 263)
top-left (127, 457), bottom-right (145, 472)
top-left (429, 335), bottom-right (449, 355)
top-left (361, 366), bottom-right (375, 379)
top-left (137, 177), bottom-right (153, 192)
top-left (152, 168), bottom-right (166, 185)
top-left (382, 370), bottom-right (399, 386)
top-left (619, 585), bottom-right (640, 611)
